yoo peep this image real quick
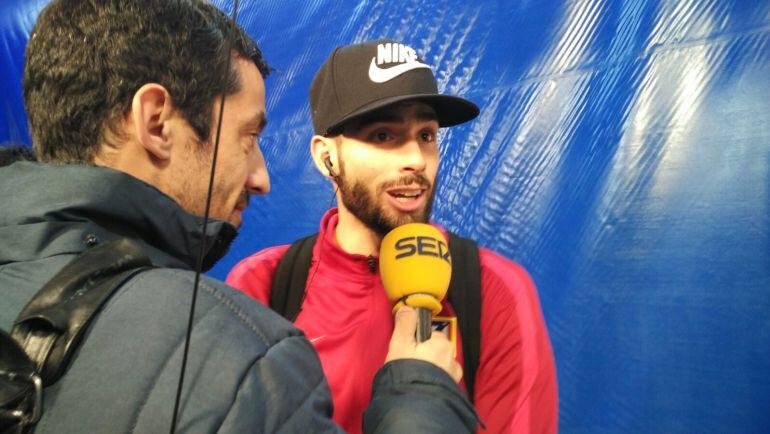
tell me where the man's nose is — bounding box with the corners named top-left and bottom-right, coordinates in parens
top-left (400, 139), bottom-right (427, 173)
top-left (246, 147), bottom-right (270, 195)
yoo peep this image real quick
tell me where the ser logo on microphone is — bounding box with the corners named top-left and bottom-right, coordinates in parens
top-left (394, 236), bottom-right (451, 264)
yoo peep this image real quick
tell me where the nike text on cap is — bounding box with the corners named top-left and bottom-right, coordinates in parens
top-left (309, 39), bottom-right (480, 135)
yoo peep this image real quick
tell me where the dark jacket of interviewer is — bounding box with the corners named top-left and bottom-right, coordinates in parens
top-left (0, 161), bottom-right (476, 433)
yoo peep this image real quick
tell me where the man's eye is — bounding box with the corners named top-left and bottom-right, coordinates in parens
top-left (246, 133), bottom-right (261, 151)
top-left (420, 131), bottom-right (435, 142)
top-left (370, 130), bottom-right (392, 142)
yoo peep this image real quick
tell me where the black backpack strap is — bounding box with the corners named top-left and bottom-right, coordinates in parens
top-left (0, 329), bottom-right (41, 433)
top-left (446, 232), bottom-right (482, 404)
top-left (270, 234), bottom-right (318, 322)
top-left (1, 238), bottom-right (152, 432)
top-left (10, 238), bottom-right (153, 386)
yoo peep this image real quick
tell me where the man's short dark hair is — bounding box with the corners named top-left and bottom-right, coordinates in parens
top-left (23, 0), bottom-right (270, 164)
top-left (0, 145), bottom-right (36, 167)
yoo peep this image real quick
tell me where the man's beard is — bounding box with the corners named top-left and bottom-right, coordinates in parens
top-left (336, 157), bottom-right (436, 237)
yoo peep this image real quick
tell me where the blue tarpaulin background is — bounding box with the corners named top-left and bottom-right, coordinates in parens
top-left (2, 1), bottom-right (768, 432)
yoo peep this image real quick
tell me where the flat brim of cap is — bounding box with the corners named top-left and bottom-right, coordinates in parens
top-left (322, 94), bottom-right (479, 135)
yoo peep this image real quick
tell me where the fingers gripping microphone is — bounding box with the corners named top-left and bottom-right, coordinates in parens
top-left (380, 223), bottom-right (452, 342)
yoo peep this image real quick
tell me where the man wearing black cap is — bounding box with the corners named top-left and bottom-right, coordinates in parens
top-left (228, 39), bottom-right (558, 433)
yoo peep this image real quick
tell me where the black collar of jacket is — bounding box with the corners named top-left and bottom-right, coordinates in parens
top-left (0, 162), bottom-right (236, 271)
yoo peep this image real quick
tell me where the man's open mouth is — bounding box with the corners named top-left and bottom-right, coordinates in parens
top-left (385, 185), bottom-right (427, 211)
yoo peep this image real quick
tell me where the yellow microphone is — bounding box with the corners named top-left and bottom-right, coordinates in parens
top-left (380, 223), bottom-right (452, 342)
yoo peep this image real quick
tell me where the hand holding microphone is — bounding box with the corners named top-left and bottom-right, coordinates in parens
top-left (386, 306), bottom-right (462, 383)
top-left (380, 223), bottom-right (462, 382)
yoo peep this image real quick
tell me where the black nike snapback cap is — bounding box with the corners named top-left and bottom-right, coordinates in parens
top-left (309, 39), bottom-right (480, 135)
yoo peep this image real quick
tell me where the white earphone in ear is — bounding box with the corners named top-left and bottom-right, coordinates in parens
top-left (323, 156), bottom-right (337, 178)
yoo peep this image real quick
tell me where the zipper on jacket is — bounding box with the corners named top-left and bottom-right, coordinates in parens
top-left (367, 255), bottom-right (376, 273)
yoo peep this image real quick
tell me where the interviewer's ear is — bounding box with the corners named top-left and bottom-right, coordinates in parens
top-left (311, 135), bottom-right (339, 180)
top-left (130, 84), bottom-right (174, 161)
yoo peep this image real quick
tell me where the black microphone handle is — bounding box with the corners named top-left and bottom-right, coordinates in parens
top-left (416, 307), bottom-right (432, 342)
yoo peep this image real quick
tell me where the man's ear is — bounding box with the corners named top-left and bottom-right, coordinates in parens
top-left (130, 84), bottom-right (174, 161)
top-left (311, 135), bottom-right (339, 180)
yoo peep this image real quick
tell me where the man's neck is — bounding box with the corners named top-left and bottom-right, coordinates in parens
top-left (334, 206), bottom-right (382, 257)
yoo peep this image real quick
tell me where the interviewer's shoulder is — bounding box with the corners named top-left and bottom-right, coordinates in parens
top-left (128, 267), bottom-right (302, 347)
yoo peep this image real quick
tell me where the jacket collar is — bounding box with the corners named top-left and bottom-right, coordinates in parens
top-left (0, 162), bottom-right (236, 271)
top-left (316, 209), bottom-right (375, 277)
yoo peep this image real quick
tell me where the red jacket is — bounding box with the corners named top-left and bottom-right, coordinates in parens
top-left (227, 209), bottom-right (558, 433)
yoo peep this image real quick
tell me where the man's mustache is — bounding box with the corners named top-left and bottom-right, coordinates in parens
top-left (379, 174), bottom-right (432, 191)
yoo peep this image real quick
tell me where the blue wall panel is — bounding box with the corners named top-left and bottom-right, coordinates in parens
top-left (2, 1), bottom-right (768, 432)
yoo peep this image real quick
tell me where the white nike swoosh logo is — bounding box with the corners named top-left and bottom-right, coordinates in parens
top-left (368, 58), bottom-right (430, 83)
